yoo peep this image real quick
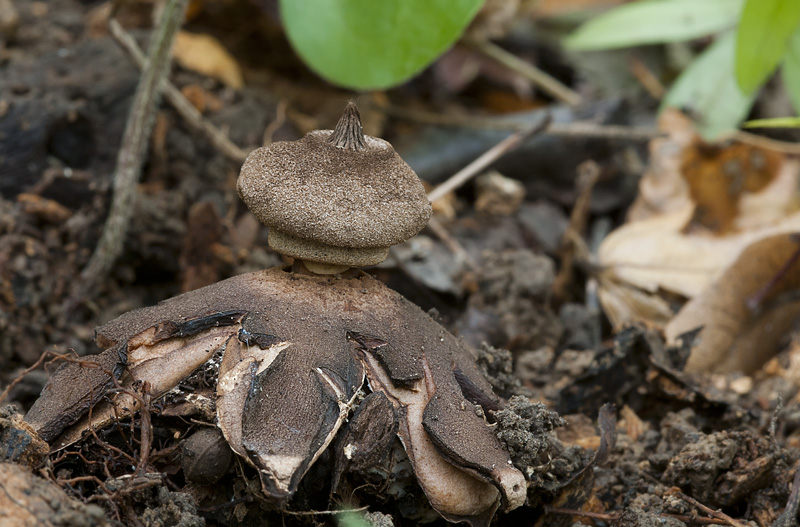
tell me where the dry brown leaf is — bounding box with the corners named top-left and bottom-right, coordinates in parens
top-left (172, 31), bottom-right (243, 89)
top-left (598, 109), bottom-right (800, 328)
top-left (619, 405), bottom-right (646, 441)
top-left (599, 200), bottom-right (800, 299)
top-left (596, 272), bottom-right (673, 329)
top-left (665, 233), bottom-right (800, 373)
top-left (627, 110), bottom-right (695, 222)
top-left (681, 142), bottom-right (782, 235)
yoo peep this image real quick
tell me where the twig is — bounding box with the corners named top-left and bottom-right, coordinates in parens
top-left (108, 18), bottom-right (249, 164)
top-left (282, 505), bottom-right (370, 516)
top-left (380, 104), bottom-right (663, 140)
top-left (426, 115), bottom-right (550, 203)
top-left (666, 488), bottom-right (751, 527)
top-left (133, 381), bottom-right (153, 476)
top-left (263, 98), bottom-right (289, 146)
top-left (464, 36), bottom-right (582, 107)
top-left (731, 130), bottom-right (800, 155)
top-left (0, 350), bottom-right (72, 406)
top-left (629, 54), bottom-right (666, 99)
top-left (544, 505), bottom-right (730, 525)
top-left (548, 122), bottom-right (663, 140)
top-left (417, 117), bottom-right (548, 273)
top-left (69, 0), bottom-right (189, 309)
top-left (553, 160), bottom-right (599, 302)
top-left (425, 216), bottom-right (479, 272)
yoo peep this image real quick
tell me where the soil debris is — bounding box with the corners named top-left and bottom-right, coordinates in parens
top-left (0, 405), bottom-right (48, 468)
top-left (494, 396), bottom-right (567, 476)
top-left (457, 249), bottom-right (562, 352)
top-left (0, 462), bottom-right (111, 527)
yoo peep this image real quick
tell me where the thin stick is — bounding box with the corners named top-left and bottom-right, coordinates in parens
top-left (426, 116), bottom-right (550, 203)
top-left (425, 216), bottom-right (479, 272)
top-left (548, 122), bottom-right (663, 140)
top-left (380, 104), bottom-right (663, 140)
top-left (108, 18), bottom-right (249, 164)
top-left (629, 54), bottom-right (666, 99)
top-left (0, 350), bottom-right (72, 406)
top-left (282, 506), bottom-right (370, 516)
top-left (666, 488), bottom-right (750, 527)
top-left (69, 0), bottom-right (188, 309)
top-left (544, 505), bottom-right (730, 525)
top-left (464, 36), bottom-right (582, 107)
top-left (553, 160), bottom-right (599, 302)
top-left (731, 130), bottom-right (800, 155)
top-left (133, 382), bottom-right (153, 476)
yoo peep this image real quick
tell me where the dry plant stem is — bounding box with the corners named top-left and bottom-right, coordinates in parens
top-left (0, 350), bottom-right (71, 406)
top-left (554, 160), bottom-right (599, 302)
top-left (421, 119), bottom-right (547, 272)
top-left (731, 130), bottom-right (800, 155)
top-left (427, 116), bottom-right (550, 203)
top-left (380, 104), bottom-right (663, 140)
top-left (281, 506), bottom-right (369, 516)
top-left (108, 18), bottom-right (249, 164)
top-left (464, 36), bottom-right (583, 107)
top-left (133, 381), bottom-right (153, 476)
top-left (543, 506), bottom-right (729, 526)
top-left (263, 98), bottom-right (289, 145)
top-left (425, 216), bottom-right (479, 272)
top-left (629, 54), bottom-right (666, 99)
top-left (70, 0), bottom-right (188, 308)
top-left (666, 488), bottom-right (750, 527)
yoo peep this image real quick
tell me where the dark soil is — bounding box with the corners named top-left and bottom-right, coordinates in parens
top-left (1, 2), bottom-right (798, 527)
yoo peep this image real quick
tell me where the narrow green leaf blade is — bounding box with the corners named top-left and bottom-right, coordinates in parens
top-left (566, 0), bottom-right (743, 51)
top-left (735, 0), bottom-right (800, 94)
top-left (663, 32), bottom-right (755, 140)
top-left (743, 117), bottom-right (800, 128)
top-left (279, 0), bottom-right (483, 90)
top-left (783, 27), bottom-right (800, 115)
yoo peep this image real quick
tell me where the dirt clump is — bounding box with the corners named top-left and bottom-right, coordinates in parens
top-left (494, 395), bottom-right (567, 476)
top-left (0, 462), bottom-right (111, 527)
top-left (457, 249), bottom-right (562, 352)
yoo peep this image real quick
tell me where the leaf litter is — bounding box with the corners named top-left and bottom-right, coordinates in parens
top-left (3, 2), bottom-right (800, 527)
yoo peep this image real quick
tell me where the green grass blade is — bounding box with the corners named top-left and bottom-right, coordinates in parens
top-left (566, 0), bottom-right (743, 51)
top-left (735, 0), bottom-right (800, 94)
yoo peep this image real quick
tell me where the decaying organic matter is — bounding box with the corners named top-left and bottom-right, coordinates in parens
top-left (26, 267), bottom-right (525, 524)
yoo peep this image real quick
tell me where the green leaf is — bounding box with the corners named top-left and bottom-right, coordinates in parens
top-left (735, 0), bottom-right (800, 94)
top-left (743, 117), bottom-right (800, 128)
top-left (565, 0), bottom-right (743, 51)
top-left (783, 27), bottom-right (800, 115)
top-left (279, 0), bottom-right (483, 90)
top-left (662, 32), bottom-right (755, 140)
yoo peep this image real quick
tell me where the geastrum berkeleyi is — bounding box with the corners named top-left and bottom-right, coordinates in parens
top-left (24, 102), bottom-right (526, 525)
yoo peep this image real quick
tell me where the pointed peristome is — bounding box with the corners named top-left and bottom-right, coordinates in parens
top-left (328, 101), bottom-right (366, 151)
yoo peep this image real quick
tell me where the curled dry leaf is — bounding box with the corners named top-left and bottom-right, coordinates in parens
top-left (665, 233), bottom-right (800, 373)
top-left (598, 109), bottom-right (800, 327)
top-left (172, 31), bottom-right (243, 89)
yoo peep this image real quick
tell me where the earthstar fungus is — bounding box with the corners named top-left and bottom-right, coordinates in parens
top-left (25, 102), bottom-right (526, 526)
